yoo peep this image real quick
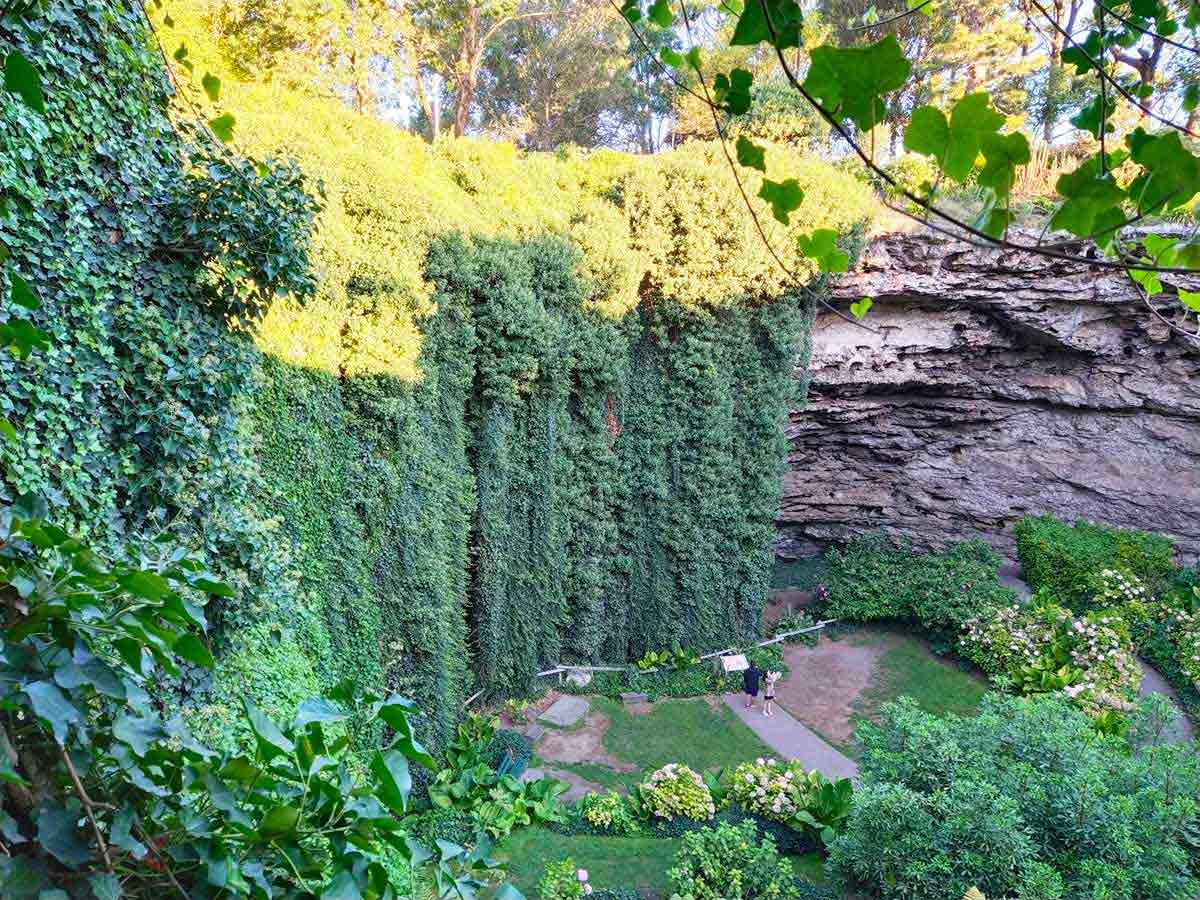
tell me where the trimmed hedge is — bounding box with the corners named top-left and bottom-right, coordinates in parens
top-left (1014, 515), bottom-right (1175, 611)
top-left (823, 535), bottom-right (1016, 640)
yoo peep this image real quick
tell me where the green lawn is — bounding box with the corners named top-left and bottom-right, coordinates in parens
top-left (595, 696), bottom-right (774, 775)
top-left (497, 827), bottom-right (681, 897)
top-left (850, 629), bottom-right (988, 731)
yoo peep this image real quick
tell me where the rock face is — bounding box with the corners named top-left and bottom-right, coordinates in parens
top-left (778, 230), bottom-right (1200, 563)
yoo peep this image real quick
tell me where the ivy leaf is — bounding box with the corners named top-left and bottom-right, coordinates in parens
top-left (257, 805), bottom-right (300, 840)
top-left (1185, 84), bottom-right (1200, 112)
top-left (648, 0), bottom-right (674, 26)
top-left (109, 807), bottom-right (147, 860)
top-left (905, 94), bottom-right (1003, 182)
top-left (0, 418), bottom-right (16, 443)
top-left (209, 113), bottom-right (236, 143)
top-left (796, 229), bottom-right (849, 272)
top-left (0, 318), bottom-right (51, 360)
top-left (803, 36), bottom-right (911, 132)
top-left (172, 633), bottom-right (214, 668)
top-left (117, 571), bottom-right (170, 601)
top-left (113, 714), bottom-right (166, 758)
top-left (243, 698), bottom-right (295, 761)
top-left (730, 0), bottom-right (803, 49)
top-left (660, 47), bottom-right (685, 69)
top-left (88, 873), bottom-right (121, 900)
top-left (1061, 30), bottom-right (1102, 75)
top-left (713, 68), bottom-right (753, 115)
top-left (978, 131), bottom-right (1031, 200)
top-left (1071, 93), bottom-right (1114, 140)
top-left (201, 72), bottom-right (221, 103)
top-left (24, 681), bottom-right (81, 745)
top-left (619, 0), bottom-right (641, 23)
top-left (1050, 156), bottom-right (1126, 237)
top-left (1126, 128), bottom-right (1200, 214)
top-left (3, 50), bottom-right (45, 113)
top-left (758, 178), bottom-right (804, 224)
top-left (1177, 289), bottom-right (1200, 312)
top-left (294, 698), bottom-right (350, 729)
top-left (850, 298), bottom-right (873, 319)
top-left (36, 804), bottom-right (92, 867)
top-left (685, 47), bottom-right (702, 71)
top-left (735, 135), bottom-right (766, 172)
top-left (9, 274), bottom-right (39, 311)
top-left (371, 749), bottom-right (412, 815)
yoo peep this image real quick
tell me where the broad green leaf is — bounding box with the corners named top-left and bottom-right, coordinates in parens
top-left (713, 68), bottom-right (753, 115)
top-left (295, 697), bottom-right (350, 728)
top-left (648, 0), bottom-right (674, 26)
top-left (1, 319), bottom-right (50, 359)
top-left (660, 47), bottom-right (684, 69)
top-left (88, 874), bottom-right (121, 900)
top-left (201, 72), bottom-right (221, 103)
top-left (1126, 128), bottom-right (1200, 214)
top-left (977, 131), bottom-right (1031, 200)
top-left (209, 113), bottom-right (236, 143)
top-left (494, 886), bottom-right (526, 900)
top-left (1050, 156), bottom-right (1126, 238)
top-left (0, 418), bottom-right (16, 442)
top-left (803, 36), bottom-right (911, 132)
top-left (1061, 30), bottom-right (1102, 75)
top-left (685, 47), bottom-right (702, 71)
top-left (113, 714), bottom-right (166, 757)
top-left (904, 94), bottom-right (1003, 182)
top-left (735, 135), bottom-right (766, 172)
top-left (850, 297), bottom-right (873, 319)
top-left (1185, 84), bottom-right (1200, 112)
top-left (243, 698), bottom-right (295, 760)
top-left (730, 0), bottom-right (803, 49)
top-left (1071, 93), bottom-right (1114, 140)
top-left (619, 0), bottom-right (642, 23)
top-left (24, 681), bottom-right (81, 745)
top-left (758, 178), bottom-right (804, 224)
top-left (9, 274), bottom-right (39, 311)
top-left (797, 229), bottom-right (849, 272)
top-left (172, 633), bottom-right (214, 668)
top-left (117, 570), bottom-right (169, 601)
top-left (3, 51), bottom-right (44, 113)
top-left (257, 805), bottom-right (300, 840)
top-left (371, 748), bottom-right (412, 815)
top-left (35, 804), bottom-right (92, 867)
top-left (1177, 289), bottom-right (1200, 312)
top-left (109, 807), bottom-right (147, 860)
top-left (191, 576), bottom-right (235, 598)
top-left (321, 868), bottom-right (364, 900)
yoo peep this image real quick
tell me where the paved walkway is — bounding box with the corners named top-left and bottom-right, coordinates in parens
top-left (722, 694), bottom-right (859, 782)
top-left (1138, 659), bottom-right (1196, 744)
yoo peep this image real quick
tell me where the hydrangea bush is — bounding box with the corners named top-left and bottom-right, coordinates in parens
top-left (728, 757), bottom-right (812, 822)
top-left (639, 763), bottom-right (716, 822)
top-left (1167, 606), bottom-right (1200, 687)
top-left (579, 791), bottom-right (640, 835)
top-left (960, 594), bottom-right (1142, 716)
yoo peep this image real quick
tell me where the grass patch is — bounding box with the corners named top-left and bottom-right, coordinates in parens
top-left (790, 851), bottom-right (829, 884)
top-left (542, 759), bottom-right (633, 791)
top-left (851, 629), bottom-right (987, 729)
top-left (594, 696), bottom-right (774, 774)
top-left (497, 826), bottom-right (681, 897)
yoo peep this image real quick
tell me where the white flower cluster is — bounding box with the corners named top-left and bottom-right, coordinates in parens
top-left (728, 758), bottom-right (812, 822)
top-left (640, 763), bottom-right (715, 821)
top-left (1168, 606), bottom-right (1200, 687)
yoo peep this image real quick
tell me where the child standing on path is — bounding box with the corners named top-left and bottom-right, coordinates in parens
top-left (763, 671), bottom-right (780, 717)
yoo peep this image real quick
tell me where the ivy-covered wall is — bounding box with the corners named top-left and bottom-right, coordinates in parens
top-left (3, 0), bottom-right (876, 753)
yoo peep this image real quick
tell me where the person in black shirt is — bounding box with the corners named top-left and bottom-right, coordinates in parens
top-left (743, 662), bottom-right (761, 709)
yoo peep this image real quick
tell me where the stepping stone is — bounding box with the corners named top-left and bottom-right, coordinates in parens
top-left (620, 692), bottom-right (649, 705)
top-left (565, 668), bottom-right (593, 687)
top-left (524, 724), bottom-right (546, 742)
top-left (538, 695), bottom-right (589, 728)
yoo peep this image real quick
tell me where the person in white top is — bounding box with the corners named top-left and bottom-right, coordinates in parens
top-left (763, 671), bottom-right (780, 717)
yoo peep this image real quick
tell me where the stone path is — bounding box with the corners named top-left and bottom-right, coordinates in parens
top-left (998, 562), bottom-right (1032, 600)
top-left (722, 694), bottom-right (859, 782)
top-left (1138, 659), bottom-right (1196, 744)
top-left (538, 695), bottom-right (589, 728)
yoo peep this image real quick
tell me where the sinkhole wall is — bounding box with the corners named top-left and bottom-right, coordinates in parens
top-left (1, 0), bottom-right (876, 752)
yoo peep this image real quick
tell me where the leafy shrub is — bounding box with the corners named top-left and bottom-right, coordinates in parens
top-left (489, 728), bottom-right (534, 772)
top-left (1014, 515), bottom-right (1175, 611)
top-left (770, 610), bottom-right (820, 647)
top-left (539, 859), bottom-right (585, 900)
top-left (402, 808), bottom-right (480, 848)
top-left (639, 763), bottom-right (716, 822)
top-left (668, 820), bottom-right (797, 900)
top-left (823, 535), bottom-right (1015, 639)
top-left (717, 805), bottom-right (819, 856)
top-left (579, 791), bottom-right (641, 835)
top-left (726, 759), bottom-right (852, 845)
top-left (591, 890), bottom-right (643, 900)
top-left (960, 595), bottom-right (1142, 715)
top-left (829, 694), bottom-right (1200, 900)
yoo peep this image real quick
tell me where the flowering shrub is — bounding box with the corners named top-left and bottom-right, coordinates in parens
top-left (579, 791), bottom-right (640, 835)
top-left (639, 763), bottom-right (716, 821)
top-left (538, 859), bottom-right (587, 900)
top-left (728, 757), bottom-right (811, 821)
top-left (1166, 606), bottom-right (1200, 687)
top-left (668, 820), bottom-right (795, 900)
top-left (960, 595), bottom-right (1141, 715)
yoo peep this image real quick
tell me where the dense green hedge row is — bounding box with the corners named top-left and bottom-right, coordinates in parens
top-left (1014, 514), bottom-right (1176, 611)
top-left (3, 1), bottom-right (875, 752)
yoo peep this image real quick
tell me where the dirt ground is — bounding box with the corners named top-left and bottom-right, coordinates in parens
top-left (772, 632), bottom-right (893, 745)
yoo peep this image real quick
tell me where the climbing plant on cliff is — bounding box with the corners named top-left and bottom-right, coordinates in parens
top-left (617, 0), bottom-right (1200, 343)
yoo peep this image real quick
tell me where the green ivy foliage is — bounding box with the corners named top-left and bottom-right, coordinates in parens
top-left (1014, 514), bottom-right (1176, 611)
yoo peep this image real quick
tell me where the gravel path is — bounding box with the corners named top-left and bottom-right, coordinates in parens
top-left (721, 694), bottom-right (859, 782)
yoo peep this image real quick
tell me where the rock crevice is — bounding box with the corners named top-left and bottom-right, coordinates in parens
top-left (778, 231), bottom-right (1200, 561)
